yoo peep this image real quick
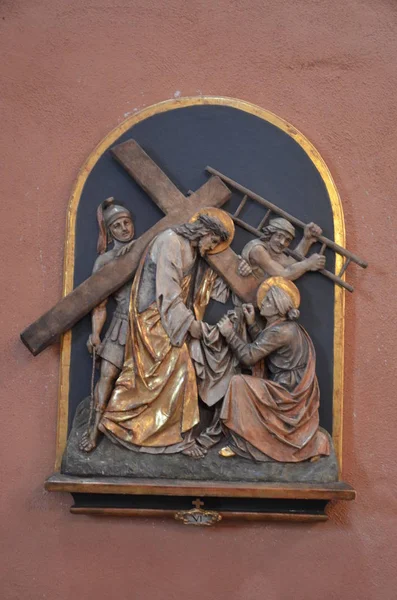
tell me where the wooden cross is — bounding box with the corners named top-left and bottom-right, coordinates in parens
top-left (21, 140), bottom-right (259, 355)
top-left (192, 498), bottom-right (204, 509)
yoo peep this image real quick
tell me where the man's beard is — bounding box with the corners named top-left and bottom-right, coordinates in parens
top-left (198, 243), bottom-right (207, 257)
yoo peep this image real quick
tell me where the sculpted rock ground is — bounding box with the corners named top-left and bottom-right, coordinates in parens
top-left (62, 398), bottom-right (339, 483)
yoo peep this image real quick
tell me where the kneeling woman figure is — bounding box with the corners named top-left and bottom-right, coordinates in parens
top-left (217, 277), bottom-right (330, 462)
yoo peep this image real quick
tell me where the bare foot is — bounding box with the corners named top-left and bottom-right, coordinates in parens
top-left (219, 446), bottom-right (236, 458)
top-left (182, 443), bottom-right (207, 459)
top-left (79, 428), bottom-right (100, 453)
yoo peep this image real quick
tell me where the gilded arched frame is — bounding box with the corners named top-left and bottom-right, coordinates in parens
top-left (56, 97), bottom-right (346, 473)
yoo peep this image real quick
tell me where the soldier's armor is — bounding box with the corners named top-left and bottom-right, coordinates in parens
top-left (94, 247), bottom-right (132, 370)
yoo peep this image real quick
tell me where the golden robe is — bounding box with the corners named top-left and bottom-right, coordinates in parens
top-left (99, 230), bottom-right (217, 453)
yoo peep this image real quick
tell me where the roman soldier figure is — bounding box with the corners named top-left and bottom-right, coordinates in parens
top-left (80, 198), bottom-right (135, 452)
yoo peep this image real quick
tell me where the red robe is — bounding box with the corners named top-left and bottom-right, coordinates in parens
top-left (220, 321), bottom-right (330, 462)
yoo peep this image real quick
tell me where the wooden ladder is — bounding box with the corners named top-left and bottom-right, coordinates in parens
top-left (206, 167), bottom-right (368, 293)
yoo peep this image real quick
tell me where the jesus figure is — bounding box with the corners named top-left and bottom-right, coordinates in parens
top-left (99, 208), bottom-right (234, 459)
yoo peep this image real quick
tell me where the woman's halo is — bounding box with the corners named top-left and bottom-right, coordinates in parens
top-left (257, 277), bottom-right (301, 309)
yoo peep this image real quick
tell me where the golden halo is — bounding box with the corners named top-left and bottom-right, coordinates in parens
top-left (189, 207), bottom-right (235, 254)
top-left (257, 277), bottom-right (300, 309)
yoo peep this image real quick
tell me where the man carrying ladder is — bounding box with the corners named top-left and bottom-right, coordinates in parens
top-left (239, 217), bottom-right (326, 280)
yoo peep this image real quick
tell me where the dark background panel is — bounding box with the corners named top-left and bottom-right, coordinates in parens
top-left (71, 493), bottom-right (329, 518)
top-left (70, 104), bottom-right (335, 433)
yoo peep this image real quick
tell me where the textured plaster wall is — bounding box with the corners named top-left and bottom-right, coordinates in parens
top-left (1, 1), bottom-right (396, 599)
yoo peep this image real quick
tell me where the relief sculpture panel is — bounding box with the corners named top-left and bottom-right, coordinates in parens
top-left (21, 98), bottom-right (367, 522)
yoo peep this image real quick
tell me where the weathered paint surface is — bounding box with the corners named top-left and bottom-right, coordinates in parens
top-left (1, 1), bottom-right (396, 599)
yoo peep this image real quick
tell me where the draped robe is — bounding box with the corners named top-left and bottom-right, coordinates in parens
top-left (220, 320), bottom-right (330, 462)
top-left (99, 229), bottom-right (221, 453)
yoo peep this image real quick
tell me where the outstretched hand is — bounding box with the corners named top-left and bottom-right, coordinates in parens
top-left (87, 333), bottom-right (101, 355)
top-left (117, 240), bottom-right (135, 257)
top-left (226, 310), bottom-right (239, 323)
top-left (242, 303), bottom-right (256, 325)
top-left (304, 222), bottom-right (322, 242)
top-left (189, 320), bottom-right (203, 339)
top-left (308, 253), bottom-right (326, 271)
top-left (237, 256), bottom-right (253, 277)
top-left (217, 315), bottom-right (234, 336)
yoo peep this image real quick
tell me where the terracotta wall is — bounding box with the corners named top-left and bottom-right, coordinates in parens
top-left (1, 1), bottom-right (396, 598)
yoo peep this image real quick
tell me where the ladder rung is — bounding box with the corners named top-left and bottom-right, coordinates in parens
top-left (338, 258), bottom-right (351, 278)
top-left (319, 243), bottom-right (327, 255)
top-left (234, 195), bottom-right (247, 218)
top-left (257, 209), bottom-right (272, 230)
